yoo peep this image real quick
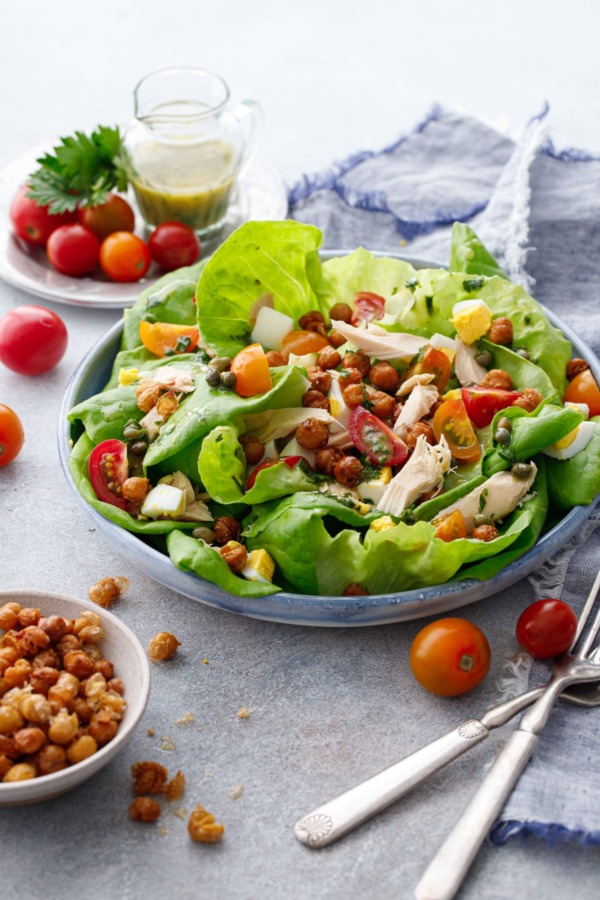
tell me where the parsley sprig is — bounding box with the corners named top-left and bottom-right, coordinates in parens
top-left (27, 126), bottom-right (128, 212)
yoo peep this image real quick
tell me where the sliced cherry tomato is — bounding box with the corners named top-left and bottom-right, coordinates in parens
top-left (404, 345), bottom-right (452, 393)
top-left (435, 510), bottom-right (467, 543)
top-left (349, 405), bottom-right (408, 466)
top-left (280, 330), bottom-right (329, 360)
top-left (99, 232), bottom-right (151, 282)
top-left (246, 455), bottom-right (304, 490)
top-left (47, 224), bottom-right (100, 277)
top-left (410, 617), bottom-right (491, 697)
top-left (88, 439), bottom-right (129, 509)
top-left (10, 184), bottom-right (77, 246)
top-left (515, 598), bottom-right (577, 659)
top-left (78, 193), bottom-right (135, 240)
top-left (351, 291), bottom-right (386, 326)
top-left (0, 305), bottom-right (67, 375)
top-left (148, 221), bottom-right (201, 272)
top-left (564, 369), bottom-right (600, 416)
top-left (461, 386), bottom-right (523, 428)
top-left (139, 320), bottom-right (199, 358)
top-left (0, 404), bottom-right (24, 467)
top-left (231, 343), bottom-right (273, 397)
top-left (432, 398), bottom-right (481, 463)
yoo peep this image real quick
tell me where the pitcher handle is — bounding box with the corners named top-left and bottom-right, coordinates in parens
top-left (231, 100), bottom-right (264, 178)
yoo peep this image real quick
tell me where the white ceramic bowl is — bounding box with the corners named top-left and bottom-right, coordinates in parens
top-left (0, 589), bottom-right (150, 805)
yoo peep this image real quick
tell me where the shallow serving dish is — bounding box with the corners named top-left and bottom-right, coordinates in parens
top-left (57, 254), bottom-right (600, 626)
top-left (0, 589), bottom-right (150, 805)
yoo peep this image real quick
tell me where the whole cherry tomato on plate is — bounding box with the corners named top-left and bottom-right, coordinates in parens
top-left (47, 224), bottom-right (100, 276)
top-left (564, 369), bottom-right (600, 417)
top-left (0, 305), bottom-right (67, 375)
top-left (410, 617), bottom-right (491, 696)
top-left (0, 404), bottom-right (24, 467)
top-left (99, 232), bottom-right (151, 282)
top-left (148, 222), bottom-right (201, 272)
top-left (515, 598), bottom-right (577, 659)
top-left (88, 439), bottom-right (129, 509)
top-left (10, 184), bottom-right (77, 246)
top-left (78, 193), bottom-right (135, 241)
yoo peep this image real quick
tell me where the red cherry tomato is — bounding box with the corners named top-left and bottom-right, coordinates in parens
top-left (0, 306), bottom-right (67, 376)
top-left (410, 617), bottom-right (491, 697)
top-left (515, 598), bottom-right (577, 659)
top-left (88, 439), bottom-right (129, 509)
top-left (47, 224), bottom-right (100, 277)
top-left (351, 291), bottom-right (386, 326)
top-left (246, 455), bottom-right (304, 490)
top-left (349, 405), bottom-right (408, 467)
top-left (405, 345), bottom-right (452, 393)
top-left (564, 369), bottom-right (600, 416)
top-left (148, 222), bottom-right (201, 272)
top-left (432, 398), bottom-right (481, 463)
top-left (10, 184), bottom-right (77, 246)
top-left (78, 193), bottom-right (135, 240)
top-left (0, 404), bottom-right (24, 467)
top-left (461, 386), bottom-right (523, 428)
top-left (99, 232), bottom-right (151, 283)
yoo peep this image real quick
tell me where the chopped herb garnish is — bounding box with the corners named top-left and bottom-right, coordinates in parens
top-left (425, 296), bottom-right (434, 314)
top-left (405, 278), bottom-right (419, 292)
top-left (175, 335), bottom-right (192, 353)
top-left (463, 277), bottom-right (485, 292)
top-left (478, 489), bottom-right (489, 512)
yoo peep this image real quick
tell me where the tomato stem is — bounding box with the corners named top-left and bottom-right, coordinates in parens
top-left (459, 653), bottom-right (475, 672)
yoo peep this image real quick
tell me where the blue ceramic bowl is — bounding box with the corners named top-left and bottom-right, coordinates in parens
top-left (58, 256), bottom-right (600, 626)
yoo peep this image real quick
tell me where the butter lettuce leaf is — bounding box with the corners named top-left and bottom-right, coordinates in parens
top-left (546, 417), bottom-right (600, 509)
top-left (449, 222), bottom-right (507, 279)
top-left (122, 262), bottom-right (204, 351)
top-left (167, 530), bottom-right (280, 596)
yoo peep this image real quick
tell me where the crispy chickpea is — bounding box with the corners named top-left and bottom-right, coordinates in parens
top-left (3, 762), bottom-right (37, 782)
top-left (48, 673), bottom-right (80, 711)
top-left (239, 433), bottom-right (265, 466)
top-left (316, 345), bottom-right (342, 370)
top-left (20, 693), bottom-right (52, 724)
top-left (156, 390), bottom-right (179, 420)
top-left (1, 630), bottom-right (20, 652)
top-left (342, 383), bottom-right (368, 409)
top-left (0, 647), bottom-right (19, 667)
top-left (338, 367), bottom-right (364, 390)
top-left (164, 770), bottom-right (186, 800)
top-left (566, 357), bottom-right (590, 381)
top-left (136, 382), bottom-right (162, 413)
top-left (299, 311), bottom-right (327, 336)
top-left (36, 743), bottom-right (68, 776)
top-left (342, 350), bottom-right (370, 375)
top-left (13, 727), bottom-right (46, 755)
top-left (471, 524), bottom-right (500, 542)
top-left (213, 516), bottom-right (241, 546)
top-left (0, 705), bottom-right (24, 734)
top-left (480, 369), bottom-right (513, 390)
top-left (301, 389), bottom-right (330, 411)
top-left (93, 659), bottom-right (114, 680)
top-left (295, 417), bottom-right (330, 451)
top-left (306, 366), bottom-right (332, 394)
top-left (17, 607), bottom-right (41, 628)
top-left (83, 672), bottom-right (107, 704)
top-left (314, 446), bottom-right (345, 476)
top-left (488, 317), bottom-right (513, 345)
top-left (265, 350), bottom-right (286, 367)
top-left (329, 302), bottom-right (353, 324)
top-left (218, 541), bottom-right (248, 574)
top-left (89, 710), bottom-right (118, 746)
top-left (73, 612), bottom-right (105, 645)
top-left (132, 760), bottom-right (169, 794)
top-left (188, 804), bottom-right (225, 843)
top-left (63, 650), bottom-right (94, 680)
top-left (38, 615), bottom-right (71, 643)
top-left (32, 649), bottom-right (60, 670)
top-left (71, 697), bottom-right (94, 724)
top-left (56, 634), bottom-right (82, 656)
top-left (404, 421), bottom-right (436, 451)
top-left (369, 361), bottom-right (400, 393)
top-left (333, 456), bottom-right (363, 488)
top-left (342, 583), bottom-right (370, 596)
top-left (66, 734), bottom-right (98, 764)
top-left (129, 796), bottom-right (161, 823)
top-left (122, 477), bottom-right (151, 504)
top-left (147, 632), bottom-right (181, 662)
top-left (0, 754), bottom-right (13, 778)
top-left (512, 387), bottom-right (544, 413)
top-left (99, 690), bottom-right (126, 718)
top-left (4, 659), bottom-right (33, 689)
top-left (16, 626), bottom-right (50, 658)
top-left (78, 625), bottom-right (104, 645)
top-left (328, 329), bottom-right (346, 349)
top-left (107, 678), bottom-right (125, 696)
top-left (0, 604), bottom-right (19, 631)
top-left (369, 390), bottom-right (397, 421)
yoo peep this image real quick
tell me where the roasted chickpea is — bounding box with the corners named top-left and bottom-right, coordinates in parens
top-left (299, 311), bottom-right (327, 336)
top-left (63, 650), bottom-right (94, 680)
top-left (0, 754), bottom-right (13, 778)
top-left (342, 383), bottom-right (369, 409)
top-left (3, 762), bottom-right (37, 782)
top-left (188, 804), bottom-right (225, 843)
top-left (342, 350), bottom-right (370, 375)
top-left (295, 418), bottom-right (330, 451)
top-left (218, 541), bottom-right (248, 574)
top-left (129, 796), bottom-right (161, 823)
top-left (164, 770), bottom-right (186, 800)
top-left (512, 387), bottom-right (544, 413)
top-left (71, 697), bottom-right (94, 724)
top-left (13, 727), bottom-right (46, 755)
top-left (369, 361), bottom-right (400, 393)
top-left (20, 693), bottom-right (52, 724)
top-left (147, 632), bottom-right (181, 662)
top-left (16, 626), bottom-right (50, 658)
top-left (0, 604), bottom-right (19, 631)
top-left (107, 677), bottom-right (125, 696)
top-left (0, 705), bottom-right (24, 735)
top-left (328, 329), bottom-right (347, 349)
top-left (566, 358), bottom-right (590, 381)
top-left (122, 477), bottom-right (151, 504)
top-left (239, 433), bottom-right (265, 466)
top-left (314, 446), bottom-right (345, 476)
top-left (32, 649), bottom-right (60, 670)
top-left (212, 516), bottom-right (241, 546)
top-left (301, 389), bottom-right (330, 410)
top-left (333, 456), bottom-right (363, 487)
top-left (4, 659), bottom-right (33, 690)
top-left (17, 607), bottom-right (41, 628)
top-left (338, 367), bottom-right (364, 390)
top-left (342, 583), bottom-right (370, 596)
top-left (156, 390), bottom-right (179, 420)
top-left (89, 710), bottom-right (118, 746)
top-left (488, 317), bottom-right (513, 345)
top-left (132, 760), bottom-right (169, 794)
top-left (316, 345), bottom-right (342, 370)
top-left (368, 389), bottom-right (396, 421)
top-left (35, 743), bottom-right (68, 776)
top-left (404, 421), bottom-right (436, 451)
top-left (471, 524), bottom-right (500, 542)
top-left (329, 302), bottom-right (353, 324)
top-left (93, 659), bottom-right (114, 680)
top-left (136, 383), bottom-right (162, 413)
top-left (66, 735), bottom-right (98, 764)
top-left (265, 350), bottom-right (286, 367)
top-left (0, 647), bottom-right (19, 667)
top-left (38, 615), bottom-right (71, 643)
top-left (56, 634), bottom-right (82, 657)
top-left (480, 369), bottom-right (513, 390)
top-left (306, 366), bottom-right (332, 394)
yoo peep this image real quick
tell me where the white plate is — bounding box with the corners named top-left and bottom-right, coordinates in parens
top-left (0, 140), bottom-right (288, 309)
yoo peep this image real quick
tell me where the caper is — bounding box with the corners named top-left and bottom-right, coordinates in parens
top-left (205, 366), bottom-right (222, 387)
top-left (497, 417), bottom-right (512, 432)
top-left (512, 462), bottom-right (533, 479)
top-left (192, 526), bottom-right (215, 543)
top-left (473, 514), bottom-right (494, 528)
top-left (210, 356), bottom-right (232, 373)
top-left (494, 427), bottom-right (511, 445)
top-left (516, 348), bottom-right (531, 360)
top-left (220, 371), bottom-right (237, 389)
top-left (123, 420), bottom-right (145, 441)
top-left (130, 440), bottom-right (149, 456)
top-left (475, 349), bottom-right (493, 367)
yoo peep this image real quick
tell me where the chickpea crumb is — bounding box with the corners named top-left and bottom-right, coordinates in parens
top-left (173, 805), bottom-right (189, 820)
top-left (88, 576), bottom-right (130, 609)
top-left (161, 735), bottom-right (176, 752)
top-left (164, 770), bottom-right (186, 801)
top-left (188, 804), bottom-right (225, 843)
top-left (236, 707), bottom-right (252, 720)
top-left (147, 632), bottom-right (181, 661)
top-left (129, 796), bottom-right (161, 823)
top-left (146, 728), bottom-right (155, 737)
top-left (175, 712), bottom-right (195, 726)
top-left (228, 784), bottom-right (244, 800)
top-left (132, 760), bottom-right (169, 795)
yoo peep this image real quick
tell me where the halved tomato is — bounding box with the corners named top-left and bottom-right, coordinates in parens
top-left (435, 510), bottom-right (467, 542)
top-left (404, 345), bottom-right (452, 393)
top-left (89, 439), bottom-right (129, 509)
top-left (280, 330), bottom-right (329, 360)
top-left (349, 406), bottom-right (408, 466)
top-left (564, 369), bottom-right (600, 416)
top-left (351, 291), bottom-right (386, 326)
top-left (246, 455), bottom-right (304, 490)
top-left (231, 343), bottom-right (273, 397)
top-left (461, 386), bottom-right (523, 428)
top-left (139, 320), bottom-right (199, 358)
top-left (432, 398), bottom-right (481, 463)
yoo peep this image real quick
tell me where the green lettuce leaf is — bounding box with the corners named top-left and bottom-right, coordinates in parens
top-left (449, 222), bottom-right (507, 279)
top-left (477, 338), bottom-right (557, 400)
top-left (545, 417), bottom-right (600, 509)
top-left (167, 530), bottom-right (280, 596)
top-left (198, 425), bottom-right (247, 504)
top-left (122, 262), bottom-right (204, 351)
top-left (483, 404), bottom-right (584, 474)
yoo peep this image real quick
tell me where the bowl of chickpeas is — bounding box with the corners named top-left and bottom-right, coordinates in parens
top-left (0, 589), bottom-right (150, 805)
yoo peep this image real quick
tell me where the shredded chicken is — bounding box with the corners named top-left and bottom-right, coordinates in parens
top-left (396, 373), bottom-right (436, 397)
top-left (145, 367), bottom-right (195, 393)
top-left (377, 436), bottom-right (451, 516)
top-left (139, 405), bottom-right (162, 442)
top-left (434, 463), bottom-right (538, 532)
top-left (393, 385), bottom-right (439, 434)
top-left (330, 320), bottom-right (428, 360)
top-left (454, 338), bottom-right (486, 386)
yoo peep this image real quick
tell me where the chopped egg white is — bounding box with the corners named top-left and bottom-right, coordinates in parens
top-left (250, 306), bottom-right (294, 351)
top-left (356, 467), bottom-right (392, 506)
top-left (140, 484), bottom-right (186, 518)
top-left (288, 352), bottom-right (318, 368)
top-left (328, 375), bottom-right (352, 429)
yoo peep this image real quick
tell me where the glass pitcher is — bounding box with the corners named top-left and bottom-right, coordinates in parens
top-left (122, 68), bottom-right (262, 238)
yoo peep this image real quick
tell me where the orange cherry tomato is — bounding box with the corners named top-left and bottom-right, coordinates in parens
top-left (0, 403), bottom-right (24, 467)
top-left (410, 617), bottom-right (491, 697)
top-left (99, 232), bottom-right (151, 283)
top-left (435, 510), bottom-right (467, 543)
top-left (231, 343), bottom-right (273, 397)
top-left (432, 398), bottom-right (481, 463)
top-left (405, 345), bottom-right (452, 393)
top-left (280, 330), bottom-right (329, 360)
top-left (139, 320), bottom-right (199, 358)
top-left (564, 369), bottom-right (600, 416)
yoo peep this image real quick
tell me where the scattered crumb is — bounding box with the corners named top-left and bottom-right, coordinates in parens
top-left (204, 770), bottom-right (214, 779)
top-left (159, 826), bottom-right (169, 837)
top-left (147, 728), bottom-right (155, 737)
top-left (172, 805), bottom-right (189, 820)
top-left (188, 804), bottom-right (225, 843)
top-left (160, 735), bottom-right (176, 751)
top-left (228, 785), bottom-right (244, 800)
top-left (175, 712), bottom-right (195, 726)
top-left (164, 770), bottom-right (186, 801)
top-left (202, 658), bottom-right (209, 665)
top-left (236, 706), bottom-right (252, 719)
top-left (399, 238), bottom-right (407, 246)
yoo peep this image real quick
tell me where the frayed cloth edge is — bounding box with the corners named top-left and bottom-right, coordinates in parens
top-left (490, 819), bottom-right (600, 847)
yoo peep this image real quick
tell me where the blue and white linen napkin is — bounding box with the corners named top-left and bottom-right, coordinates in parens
top-left (288, 106), bottom-right (600, 845)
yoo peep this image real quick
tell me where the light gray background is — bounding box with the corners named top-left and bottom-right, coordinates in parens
top-left (1, 2), bottom-right (600, 898)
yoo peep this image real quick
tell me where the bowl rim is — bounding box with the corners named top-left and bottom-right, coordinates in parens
top-left (0, 589), bottom-right (150, 800)
top-left (57, 252), bottom-right (600, 626)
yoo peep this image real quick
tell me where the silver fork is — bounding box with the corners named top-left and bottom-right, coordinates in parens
top-left (415, 574), bottom-right (600, 900)
top-left (294, 570), bottom-right (600, 850)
